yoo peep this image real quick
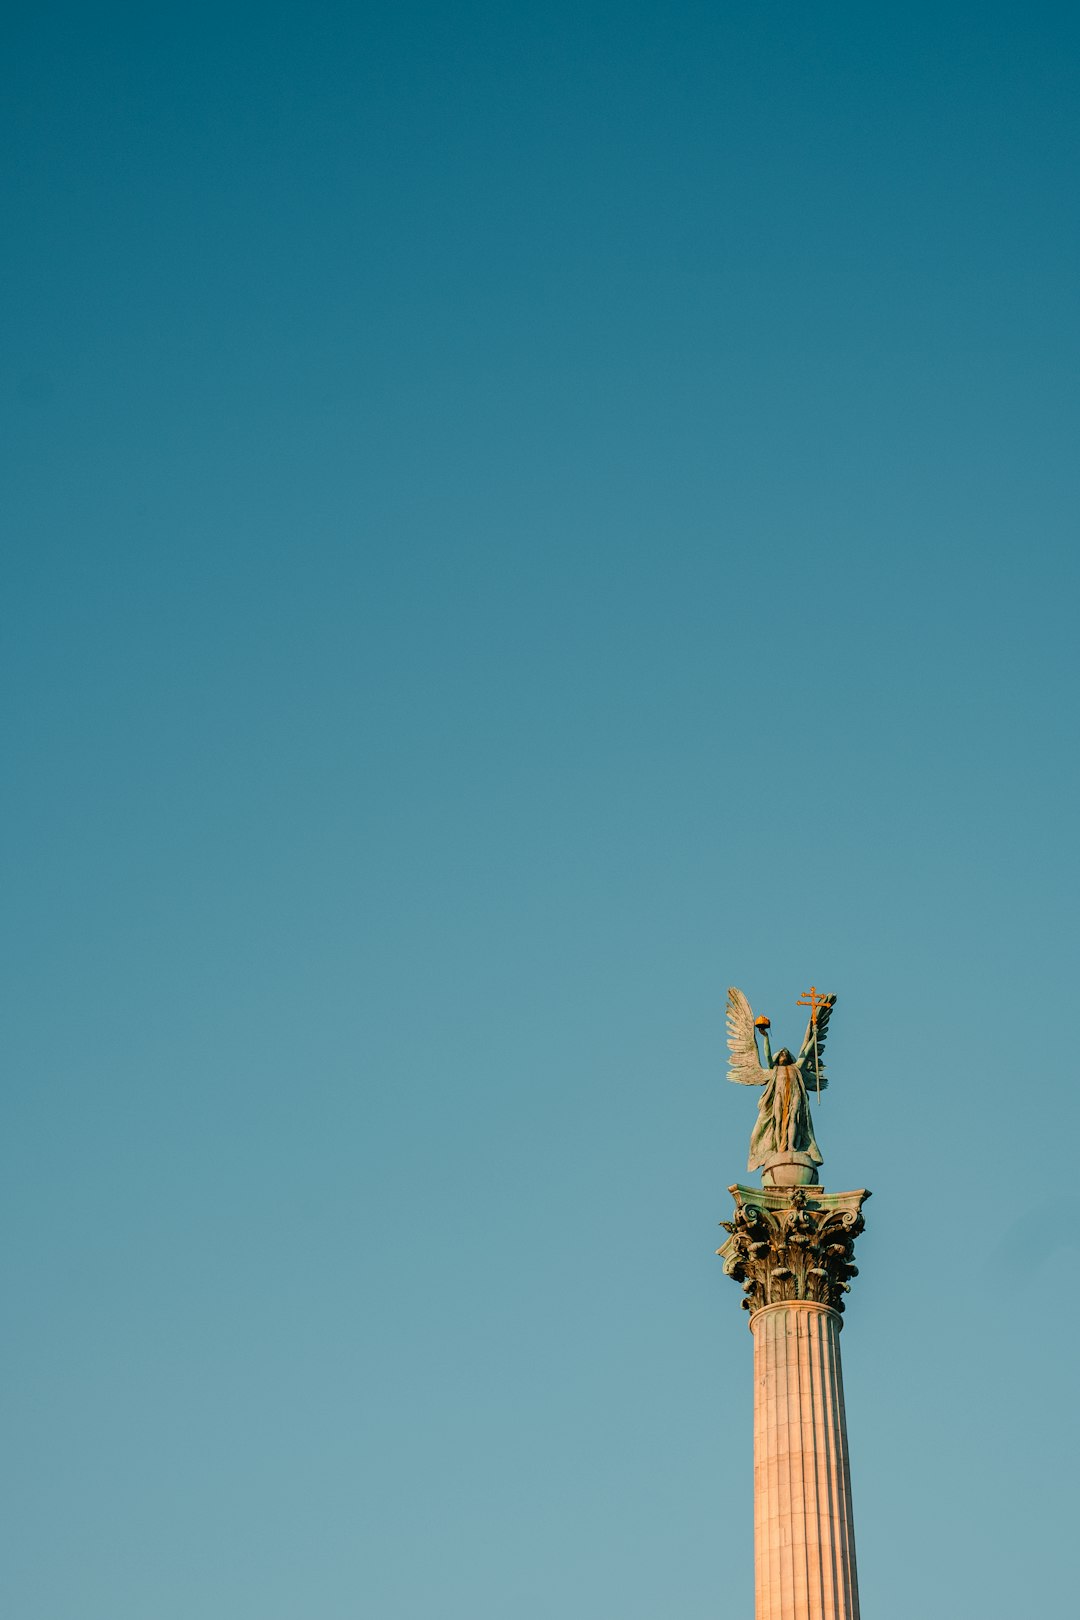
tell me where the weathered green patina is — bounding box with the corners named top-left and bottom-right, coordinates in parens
top-left (717, 1183), bottom-right (869, 1315)
top-left (726, 986), bottom-right (837, 1184)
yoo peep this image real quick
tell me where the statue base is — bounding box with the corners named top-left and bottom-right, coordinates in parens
top-left (760, 1151), bottom-right (820, 1187)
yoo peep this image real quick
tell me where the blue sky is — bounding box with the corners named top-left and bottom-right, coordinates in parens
top-left (3, 5), bottom-right (1079, 1616)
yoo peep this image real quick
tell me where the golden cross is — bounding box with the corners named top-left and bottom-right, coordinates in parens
top-left (796, 985), bottom-right (828, 1023)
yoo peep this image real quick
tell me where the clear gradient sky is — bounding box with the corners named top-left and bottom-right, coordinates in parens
top-left (3, 5), bottom-right (1079, 1617)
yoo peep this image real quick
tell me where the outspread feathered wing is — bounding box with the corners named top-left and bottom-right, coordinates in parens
top-left (796, 993), bottom-right (836, 1091)
top-left (726, 987), bottom-right (767, 1085)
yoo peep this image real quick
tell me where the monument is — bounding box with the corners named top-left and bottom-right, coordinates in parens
top-left (717, 986), bottom-right (869, 1620)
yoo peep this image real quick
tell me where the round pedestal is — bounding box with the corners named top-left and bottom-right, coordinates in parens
top-left (761, 1152), bottom-right (819, 1187)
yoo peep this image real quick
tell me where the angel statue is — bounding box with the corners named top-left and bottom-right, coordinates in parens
top-left (726, 986), bottom-right (837, 1186)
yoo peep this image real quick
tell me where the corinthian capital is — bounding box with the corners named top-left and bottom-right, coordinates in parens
top-left (718, 1183), bottom-right (870, 1315)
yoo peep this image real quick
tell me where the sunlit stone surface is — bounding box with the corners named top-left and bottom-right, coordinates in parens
top-left (751, 1301), bottom-right (859, 1620)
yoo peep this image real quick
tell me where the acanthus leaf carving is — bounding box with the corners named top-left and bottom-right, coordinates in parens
top-left (717, 1183), bottom-right (870, 1314)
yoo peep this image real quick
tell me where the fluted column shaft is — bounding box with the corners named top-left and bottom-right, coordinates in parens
top-left (751, 1301), bottom-right (859, 1620)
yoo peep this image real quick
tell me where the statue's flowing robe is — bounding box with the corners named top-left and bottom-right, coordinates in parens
top-left (748, 1061), bottom-right (823, 1170)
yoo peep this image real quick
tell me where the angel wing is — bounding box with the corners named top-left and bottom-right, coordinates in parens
top-left (726, 987), bottom-right (768, 1085)
top-left (796, 994), bottom-right (836, 1091)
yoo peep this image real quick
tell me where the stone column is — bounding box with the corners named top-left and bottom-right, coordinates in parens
top-left (718, 1184), bottom-right (869, 1620)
